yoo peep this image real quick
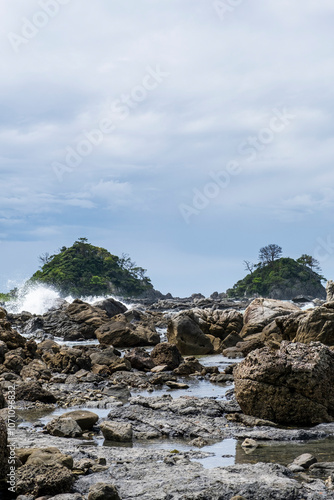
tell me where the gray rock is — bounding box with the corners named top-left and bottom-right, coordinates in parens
top-left (0, 416), bottom-right (8, 479)
top-left (88, 483), bottom-right (121, 500)
top-left (234, 341), bottom-right (334, 425)
top-left (60, 410), bottom-right (99, 431)
top-left (100, 421), bottom-right (133, 442)
top-left (291, 453), bottom-right (317, 469)
top-left (46, 416), bottom-right (82, 437)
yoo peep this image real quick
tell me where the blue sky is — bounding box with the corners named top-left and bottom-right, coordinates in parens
top-left (1, 0), bottom-right (334, 296)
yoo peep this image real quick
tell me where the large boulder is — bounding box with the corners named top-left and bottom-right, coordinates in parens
top-left (46, 417), bottom-right (83, 437)
top-left (16, 463), bottom-right (73, 497)
top-left (42, 346), bottom-right (91, 374)
top-left (193, 308), bottom-right (243, 341)
top-left (0, 417), bottom-right (8, 479)
top-left (40, 299), bottom-right (110, 340)
top-left (294, 303), bottom-right (334, 345)
top-left (88, 483), bottom-right (121, 500)
top-left (241, 299), bottom-right (300, 338)
top-left (167, 311), bottom-right (214, 355)
top-left (150, 343), bottom-right (183, 370)
top-left (234, 341), bottom-right (334, 425)
top-left (100, 421), bottom-right (133, 442)
top-left (93, 297), bottom-right (127, 318)
top-left (124, 347), bottom-right (155, 371)
top-left (0, 308), bottom-right (26, 350)
top-left (90, 346), bottom-right (131, 373)
top-left (96, 319), bottom-right (159, 347)
top-left (17, 447), bottom-right (73, 469)
top-left (15, 381), bottom-right (57, 403)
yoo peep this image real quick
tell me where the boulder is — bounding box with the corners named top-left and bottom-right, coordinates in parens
top-left (0, 417), bottom-right (8, 479)
top-left (93, 297), bottom-right (127, 318)
top-left (42, 346), bottom-right (91, 374)
top-left (88, 483), bottom-right (121, 500)
top-left (15, 382), bottom-right (57, 403)
top-left (234, 341), bottom-right (334, 425)
top-left (46, 417), bottom-right (82, 437)
top-left (150, 343), bottom-right (183, 370)
top-left (193, 308), bottom-right (243, 340)
top-left (40, 299), bottom-right (110, 340)
top-left (100, 421), bottom-right (133, 442)
top-left (241, 299), bottom-right (300, 338)
top-left (16, 463), bottom-right (73, 497)
top-left (124, 347), bottom-right (155, 371)
top-left (17, 447), bottom-right (73, 469)
top-left (96, 320), bottom-right (159, 347)
top-left (173, 357), bottom-right (205, 375)
top-left (60, 410), bottom-right (99, 431)
top-left (90, 346), bottom-right (131, 373)
top-left (167, 311), bottom-right (214, 355)
top-left (3, 352), bottom-right (24, 374)
top-left (0, 388), bottom-right (5, 409)
top-left (294, 304), bottom-right (334, 345)
top-left (20, 359), bottom-right (51, 381)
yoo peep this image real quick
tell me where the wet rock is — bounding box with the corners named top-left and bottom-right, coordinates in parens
top-left (90, 346), bottom-right (131, 373)
top-left (210, 373), bottom-right (234, 384)
top-left (96, 319), bottom-right (159, 347)
top-left (234, 341), bottom-right (334, 425)
top-left (88, 483), bottom-right (121, 500)
top-left (124, 347), bottom-right (155, 371)
top-left (222, 346), bottom-right (244, 358)
top-left (0, 309), bottom-right (26, 350)
top-left (37, 339), bottom-right (61, 353)
top-left (16, 463), bottom-right (73, 497)
top-left (100, 421), bottom-right (133, 442)
top-left (16, 381), bottom-right (57, 403)
top-left (60, 410), bottom-right (99, 431)
top-left (167, 310), bottom-right (214, 355)
top-left (310, 462), bottom-right (334, 477)
top-left (290, 453), bottom-right (317, 469)
top-left (241, 438), bottom-right (258, 449)
top-left (241, 298), bottom-right (300, 338)
top-left (150, 343), bottom-right (182, 370)
top-left (235, 338), bottom-right (265, 356)
top-left (93, 297), bottom-right (127, 318)
top-left (165, 381), bottom-right (189, 389)
top-left (0, 388), bottom-right (5, 408)
top-left (0, 416), bottom-right (8, 479)
top-left (173, 356), bottom-right (204, 375)
top-left (48, 495), bottom-right (83, 500)
top-left (46, 416), bottom-right (82, 437)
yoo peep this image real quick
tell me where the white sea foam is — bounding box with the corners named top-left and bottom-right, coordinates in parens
top-left (4, 283), bottom-right (130, 315)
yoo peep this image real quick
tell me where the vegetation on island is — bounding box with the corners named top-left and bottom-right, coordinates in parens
top-left (227, 244), bottom-right (326, 299)
top-left (30, 238), bottom-right (154, 298)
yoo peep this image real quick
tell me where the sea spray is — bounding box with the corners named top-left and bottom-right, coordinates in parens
top-left (4, 282), bottom-right (130, 315)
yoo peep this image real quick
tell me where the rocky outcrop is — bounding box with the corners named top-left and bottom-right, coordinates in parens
top-left (241, 298), bottom-right (300, 338)
top-left (193, 308), bottom-right (243, 341)
top-left (123, 347), bottom-right (155, 371)
top-left (294, 303), bottom-right (334, 345)
top-left (40, 299), bottom-right (110, 340)
top-left (15, 381), bottom-right (57, 403)
top-left (234, 341), bottom-right (334, 425)
top-left (93, 297), bottom-right (127, 318)
top-left (16, 463), bottom-right (73, 496)
top-left (167, 311), bottom-right (214, 355)
top-left (95, 316), bottom-right (159, 347)
top-left (42, 346), bottom-right (91, 374)
top-left (0, 307), bottom-right (26, 350)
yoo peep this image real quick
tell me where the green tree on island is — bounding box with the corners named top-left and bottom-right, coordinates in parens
top-left (228, 245), bottom-right (326, 299)
top-left (30, 238), bottom-right (153, 298)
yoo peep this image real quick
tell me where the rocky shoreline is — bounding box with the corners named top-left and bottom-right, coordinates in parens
top-left (1, 286), bottom-right (334, 499)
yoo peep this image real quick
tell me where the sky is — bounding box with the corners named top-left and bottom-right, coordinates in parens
top-left (1, 0), bottom-right (334, 297)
